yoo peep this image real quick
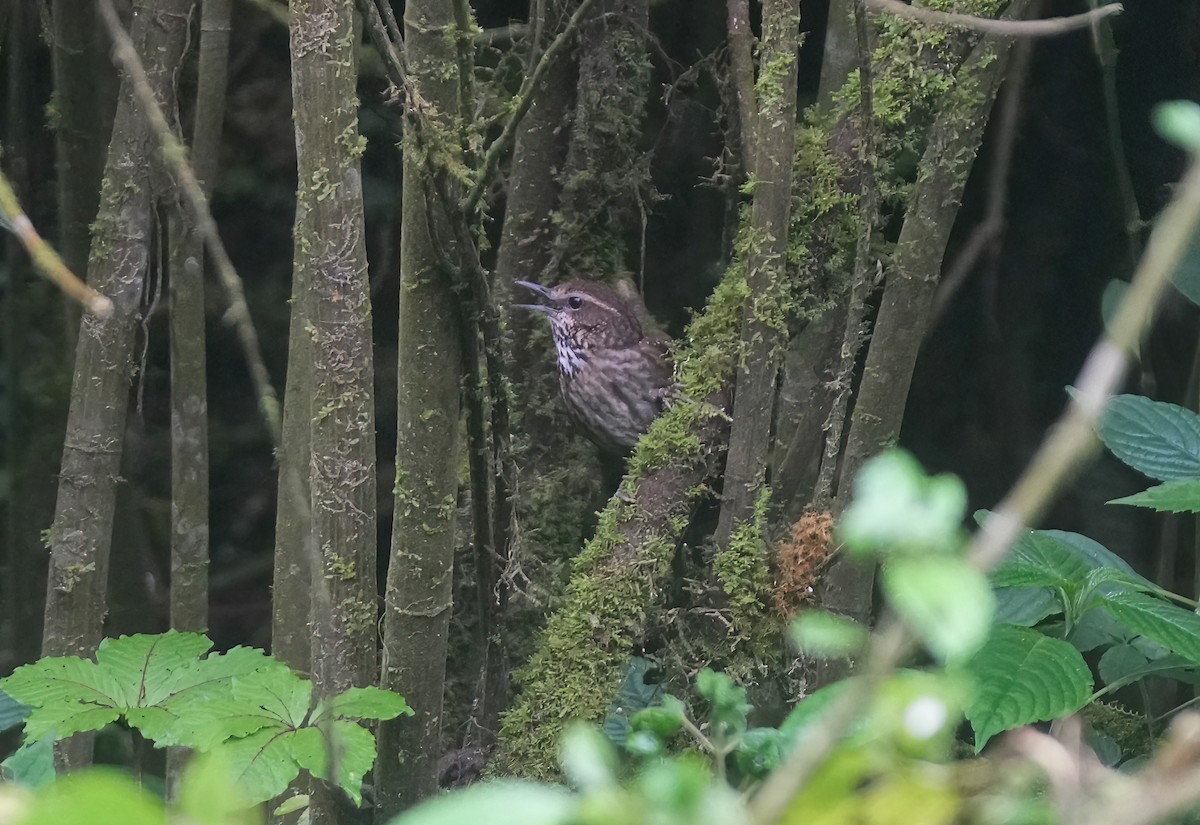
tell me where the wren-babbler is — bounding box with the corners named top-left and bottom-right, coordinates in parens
top-left (515, 279), bottom-right (673, 454)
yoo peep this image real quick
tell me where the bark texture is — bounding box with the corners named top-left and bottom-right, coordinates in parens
top-left (552, 0), bottom-right (650, 278)
top-left (287, 2), bottom-right (379, 820)
top-left (715, 0), bottom-right (802, 549)
top-left (376, 0), bottom-right (467, 813)
top-left (814, 1), bottom-right (1032, 667)
top-left (169, 0), bottom-right (232, 637)
top-left (42, 0), bottom-right (192, 770)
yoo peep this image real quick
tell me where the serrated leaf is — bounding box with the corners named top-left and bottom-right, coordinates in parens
top-left (318, 686), bottom-right (412, 722)
top-left (383, 780), bottom-right (573, 825)
top-left (289, 721), bottom-right (376, 805)
top-left (1110, 479), bottom-right (1200, 513)
top-left (991, 531), bottom-right (1091, 590)
top-left (883, 556), bottom-right (994, 662)
top-left (0, 634), bottom-right (274, 748)
top-left (223, 728), bottom-right (303, 804)
top-left (0, 658), bottom-right (126, 740)
top-left (1102, 591), bottom-right (1200, 666)
top-left (1042, 529), bottom-right (1145, 579)
top-left (958, 625), bottom-right (1093, 751)
top-left (1097, 395), bottom-right (1200, 481)
top-left (993, 586), bottom-right (1060, 626)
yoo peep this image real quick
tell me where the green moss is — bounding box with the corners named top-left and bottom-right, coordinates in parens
top-left (1080, 701), bottom-right (1152, 761)
top-left (714, 486), bottom-right (774, 628)
top-left (327, 554), bottom-right (356, 581)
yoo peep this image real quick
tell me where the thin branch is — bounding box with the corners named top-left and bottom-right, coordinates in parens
top-left (928, 37), bottom-right (1032, 329)
top-left (0, 169), bottom-right (113, 317)
top-left (97, 0), bottom-right (281, 445)
top-left (969, 150), bottom-right (1200, 571)
top-left (750, 145), bottom-right (1200, 825)
top-left (866, 0), bottom-right (1122, 37)
top-left (459, 0), bottom-right (600, 217)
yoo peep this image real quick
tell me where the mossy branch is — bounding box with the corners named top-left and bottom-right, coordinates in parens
top-left (0, 170), bottom-right (112, 318)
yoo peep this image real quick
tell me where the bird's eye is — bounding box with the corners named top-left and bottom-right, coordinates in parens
top-left (568, 296), bottom-right (583, 309)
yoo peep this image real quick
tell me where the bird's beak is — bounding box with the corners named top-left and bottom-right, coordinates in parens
top-left (514, 280), bottom-right (556, 313)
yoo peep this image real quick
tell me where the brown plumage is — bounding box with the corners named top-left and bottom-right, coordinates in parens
top-left (515, 279), bottom-right (674, 454)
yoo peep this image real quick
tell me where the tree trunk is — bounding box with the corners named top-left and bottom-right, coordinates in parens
top-left (552, 0), bottom-right (650, 278)
top-left (42, 0), bottom-right (192, 771)
top-left (715, 0), bottom-right (802, 549)
top-left (376, 0), bottom-right (468, 813)
top-left (165, 0), bottom-right (230, 795)
top-left (287, 1), bottom-right (379, 821)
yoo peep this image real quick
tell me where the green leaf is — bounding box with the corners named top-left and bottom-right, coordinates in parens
top-left (629, 695), bottom-right (685, 741)
top-left (1110, 479), bottom-right (1200, 513)
top-left (992, 531), bottom-right (1091, 590)
top-left (289, 721), bottom-right (376, 805)
top-left (1097, 643), bottom-right (1150, 686)
top-left (1102, 591), bottom-right (1200, 666)
top-left (318, 686), bottom-right (412, 722)
top-left (695, 669), bottom-right (751, 743)
top-left (1154, 100), bottom-right (1200, 152)
top-left (0, 633), bottom-right (272, 748)
top-left (382, 781), bottom-right (573, 825)
top-left (559, 725), bottom-right (617, 791)
top-left (1065, 608), bottom-right (1131, 652)
top-left (0, 657), bottom-right (125, 740)
top-left (789, 611), bottom-right (867, 659)
top-left (958, 625), bottom-right (1093, 751)
top-left (883, 556), bottom-right (994, 662)
top-left (778, 680), bottom-right (855, 749)
top-left (840, 449), bottom-right (967, 557)
top-left (16, 770), bottom-right (166, 825)
top-left (1043, 529), bottom-right (1145, 579)
top-left (176, 749), bottom-right (259, 825)
top-left (1, 734), bottom-right (56, 788)
top-left (272, 795), bottom-right (310, 816)
top-left (993, 586), bottom-right (1059, 627)
top-left (222, 728), bottom-right (303, 804)
top-left (734, 728), bottom-right (785, 779)
top-left (0, 689), bottom-right (28, 731)
top-left (1097, 395), bottom-right (1200, 481)
top-left (602, 657), bottom-right (663, 748)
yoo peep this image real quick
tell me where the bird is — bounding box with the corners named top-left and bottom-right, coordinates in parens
top-left (514, 279), bottom-right (674, 455)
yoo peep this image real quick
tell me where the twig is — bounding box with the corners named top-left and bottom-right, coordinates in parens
top-left (866, 0), bottom-right (1122, 37)
top-left (0, 169), bottom-right (113, 318)
top-left (751, 142), bottom-right (1200, 825)
top-left (928, 37), bottom-right (1032, 329)
top-left (97, 0), bottom-right (281, 445)
top-left (459, 0), bottom-right (599, 217)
